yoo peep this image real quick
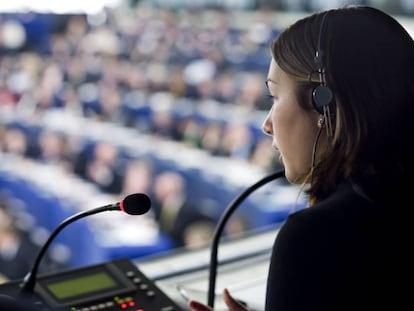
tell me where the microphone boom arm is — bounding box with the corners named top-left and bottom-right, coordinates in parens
top-left (20, 204), bottom-right (119, 294)
top-left (207, 169), bottom-right (285, 307)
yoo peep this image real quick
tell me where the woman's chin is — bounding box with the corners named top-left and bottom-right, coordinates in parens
top-left (283, 167), bottom-right (306, 185)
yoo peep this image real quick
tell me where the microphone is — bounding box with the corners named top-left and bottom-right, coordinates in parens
top-left (207, 169), bottom-right (285, 307)
top-left (19, 193), bottom-right (151, 296)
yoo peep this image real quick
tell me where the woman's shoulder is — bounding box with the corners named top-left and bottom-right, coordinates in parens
top-left (292, 180), bottom-right (369, 220)
top-left (276, 180), bottom-right (379, 245)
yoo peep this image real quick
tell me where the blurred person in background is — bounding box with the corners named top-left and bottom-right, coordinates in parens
top-left (219, 122), bottom-right (255, 160)
top-left (121, 157), bottom-right (155, 197)
top-left (0, 126), bottom-right (29, 156)
top-left (34, 129), bottom-right (75, 172)
top-left (151, 170), bottom-right (215, 249)
top-left (87, 141), bottom-right (123, 194)
top-left (78, 141), bottom-right (124, 194)
top-left (198, 121), bottom-right (225, 156)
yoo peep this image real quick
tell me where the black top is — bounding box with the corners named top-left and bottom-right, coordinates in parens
top-left (265, 180), bottom-right (407, 310)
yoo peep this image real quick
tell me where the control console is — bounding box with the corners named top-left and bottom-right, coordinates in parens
top-left (0, 258), bottom-right (184, 311)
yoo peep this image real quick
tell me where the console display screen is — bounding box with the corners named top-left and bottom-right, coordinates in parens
top-left (46, 272), bottom-right (118, 300)
top-left (36, 260), bottom-right (137, 309)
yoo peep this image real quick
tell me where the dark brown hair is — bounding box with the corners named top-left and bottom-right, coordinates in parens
top-left (271, 6), bottom-right (414, 204)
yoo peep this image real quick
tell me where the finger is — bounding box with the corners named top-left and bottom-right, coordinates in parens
top-left (222, 288), bottom-right (248, 310)
top-left (187, 299), bottom-right (214, 311)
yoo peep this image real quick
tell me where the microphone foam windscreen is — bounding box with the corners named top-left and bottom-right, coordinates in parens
top-left (121, 193), bottom-right (151, 215)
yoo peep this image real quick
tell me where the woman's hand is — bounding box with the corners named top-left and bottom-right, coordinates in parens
top-left (187, 288), bottom-right (249, 311)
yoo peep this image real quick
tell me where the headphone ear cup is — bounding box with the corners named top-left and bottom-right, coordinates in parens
top-left (312, 85), bottom-right (333, 114)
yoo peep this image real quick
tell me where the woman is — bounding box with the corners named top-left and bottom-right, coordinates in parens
top-left (189, 5), bottom-right (413, 311)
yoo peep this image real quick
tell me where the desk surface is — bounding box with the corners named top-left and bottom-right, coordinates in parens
top-left (134, 227), bottom-right (281, 310)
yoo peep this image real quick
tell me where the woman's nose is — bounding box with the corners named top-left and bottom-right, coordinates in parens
top-left (262, 116), bottom-right (273, 136)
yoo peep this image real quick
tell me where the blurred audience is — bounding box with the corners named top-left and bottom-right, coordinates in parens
top-left (0, 3), bottom-right (305, 256)
top-left (0, 198), bottom-right (64, 282)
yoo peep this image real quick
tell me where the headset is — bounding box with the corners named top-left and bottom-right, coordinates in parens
top-left (312, 11), bottom-right (335, 141)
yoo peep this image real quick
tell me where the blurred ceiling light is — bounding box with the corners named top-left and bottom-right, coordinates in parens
top-left (1, 19), bottom-right (26, 49)
top-left (0, 0), bottom-right (123, 14)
